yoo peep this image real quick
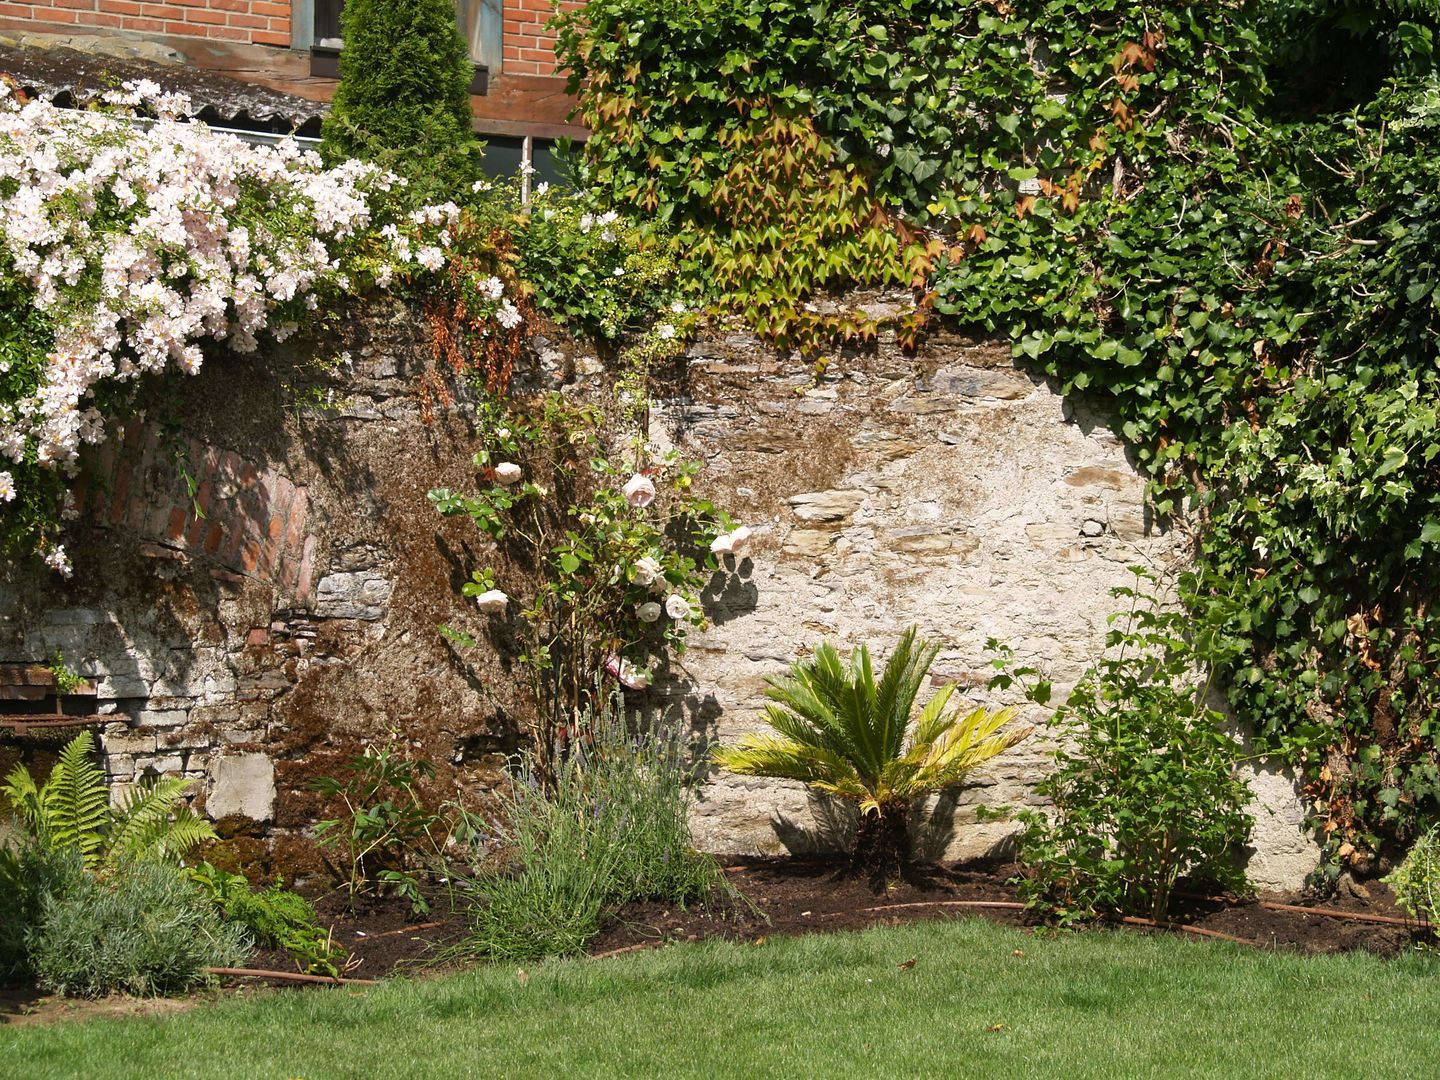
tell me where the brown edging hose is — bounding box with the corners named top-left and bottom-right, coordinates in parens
top-left (204, 966), bottom-right (378, 987)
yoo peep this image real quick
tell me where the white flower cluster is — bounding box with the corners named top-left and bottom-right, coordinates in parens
top-left (0, 80), bottom-right (526, 554)
top-left (578, 209), bottom-right (620, 243)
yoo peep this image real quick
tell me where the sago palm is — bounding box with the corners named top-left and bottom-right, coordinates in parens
top-left (2, 731), bottom-right (215, 868)
top-left (713, 627), bottom-right (1028, 885)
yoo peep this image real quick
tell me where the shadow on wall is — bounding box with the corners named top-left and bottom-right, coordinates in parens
top-left (773, 792), bottom-right (858, 856)
top-left (769, 788), bottom-right (989, 861)
top-left (701, 556), bottom-right (758, 626)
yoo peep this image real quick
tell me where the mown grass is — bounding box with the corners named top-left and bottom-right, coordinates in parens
top-left (4, 918), bottom-right (1436, 1079)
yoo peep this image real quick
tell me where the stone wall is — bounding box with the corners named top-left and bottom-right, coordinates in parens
top-left (0, 307), bottom-right (1320, 890)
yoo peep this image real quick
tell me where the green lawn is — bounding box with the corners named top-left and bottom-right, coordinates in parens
top-left (4, 918), bottom-right (1435, 1079)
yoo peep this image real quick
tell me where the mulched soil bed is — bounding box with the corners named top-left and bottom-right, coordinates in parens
top-left (587, 856), bottom-right (1428, 958)
top-left (241, 891), bottom-right (473, 985)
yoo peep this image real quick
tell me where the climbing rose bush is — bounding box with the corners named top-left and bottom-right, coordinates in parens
top-left (0, 79), bottom-right (523, 567)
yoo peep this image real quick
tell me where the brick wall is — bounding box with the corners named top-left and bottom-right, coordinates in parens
top-left (0, 0), bottom-right (292, 47)
top-left (75, 423), bottom-right (315, 600)
top-left (501, 0), bottom-right (578, 76)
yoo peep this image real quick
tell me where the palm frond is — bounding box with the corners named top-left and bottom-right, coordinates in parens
top-left (910, 682), bottom-right (958, 749)
top-left (764, 659), bottom-right (870, 770)
top-left (711, 733), bottom-right (861, 791)
top-left (895, 706), bottom-right (1029, 798)
top-left (874, 627), bottom-right (938, 765)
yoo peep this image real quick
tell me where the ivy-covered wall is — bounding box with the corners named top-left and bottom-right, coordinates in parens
top-left (0, 306), bottom-right (1319, 890)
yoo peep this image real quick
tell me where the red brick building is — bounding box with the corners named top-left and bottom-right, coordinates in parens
top-left (0, 1), bottom-right (580, 77)
top-left (0, 1), bottom-right (588, 151)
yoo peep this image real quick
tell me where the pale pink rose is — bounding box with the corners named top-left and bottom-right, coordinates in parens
top-left (632, 555), bottom-right (664, 587)
top-left (622, 473), bottom-right (656, 508)
top-left (493, 462), bottom-right (523, 486)
top-left (618, 660), bottom-right (650, 690)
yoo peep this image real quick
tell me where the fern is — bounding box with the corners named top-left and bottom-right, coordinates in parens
top-left (109, 778), bottom-right (216, 864)
top-left (2, 733), bottom-right (214, 869)
top-left (1, 762), bottom-right (43, 836)
top-left (36, 732), bottom-right (109, 867)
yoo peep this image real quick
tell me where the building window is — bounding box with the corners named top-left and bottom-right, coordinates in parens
top-left (310, 0), bottom-right (494, 89)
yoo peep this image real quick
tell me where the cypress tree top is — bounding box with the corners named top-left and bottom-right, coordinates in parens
top-left (322, 0), bottom-right (482, 200)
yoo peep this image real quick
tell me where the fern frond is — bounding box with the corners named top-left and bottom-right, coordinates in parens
top-left (1, 762), bottom-right (44, 837)
top-left (41, 732), bottom-right (109, 867)
top-left (109, 776), bottom-right (213, 864)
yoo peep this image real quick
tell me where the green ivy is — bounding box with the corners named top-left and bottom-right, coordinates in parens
top-left (556, 0), bottom-right (1440, 867)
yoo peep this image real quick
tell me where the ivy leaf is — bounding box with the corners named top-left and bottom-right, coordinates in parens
top-left (1375, 447), bottom-right (1409, 477)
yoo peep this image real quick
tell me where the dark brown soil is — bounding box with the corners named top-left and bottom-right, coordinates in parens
top-left (588, 856), bottom-right (1428, 959)
top-left (241, 889), bottom-right (473, 985)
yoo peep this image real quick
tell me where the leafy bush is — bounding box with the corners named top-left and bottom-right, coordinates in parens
top-left (322, 0), bottom-right (481, 199)
top-left (0, 843), bottom-right (84, 985)
top-left (309, 740), bottom-right (444, 913)
top-left (28, 859), bottom-right (248, 997)
top-left (1386, 826), bottom-right (1440, 928)
top-left (188, 862), bottom-right (344, 977)
top-left (517, 186), bottom-right (689, 349)
top-left (2, 731), bottom-right (215, 869)
top-left (713, 627), bottom-right (1027, 886)
top-left (993, 574), bottom-right (1254, 924)
top-left (466, 702), bottom-right (719, 960)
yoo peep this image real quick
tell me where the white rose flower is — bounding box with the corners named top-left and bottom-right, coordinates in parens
top-left (493, 461), bottom-right (523, 486)
top-left (632, 555), bottom-right (664, 586)
top-left (637, 601), bottom-right (662, 623)
top-left (710, 526), bottom-right (751, 558)
top-left (605, 654), bottom-right (650, 689)
top-left (622, 473), bottom-right (656, 508)
top-left (665, 594), bottom-right (692, 620)
top-left (474, 589), bottom-right (509, 615)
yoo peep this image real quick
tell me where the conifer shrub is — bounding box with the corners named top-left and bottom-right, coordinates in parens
top-left (322, 0), bottom-right (481, 199)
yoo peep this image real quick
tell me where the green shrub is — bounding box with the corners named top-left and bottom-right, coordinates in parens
top-left (465, 702), bottom-right (719, 960)
top-left (322, 0), bottom-right (481, 199)
top-left (1386, 826), bottom-right (1440, 929)
top-left (517, 186), bottom-right (689, 348)
top-left (309, 741), bottom-right (443, 914)
top-left (29, 859), bottom-right (249, 997)
top-left (187, 862), bottom-right (345, 977)
top-left (0, 843), bottom-right (84, 985)
top-left (993, 572), bottom-right (1254, 925)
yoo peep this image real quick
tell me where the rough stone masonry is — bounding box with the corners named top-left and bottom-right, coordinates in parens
top-left (0, 307), bottom-right (1319, 890)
